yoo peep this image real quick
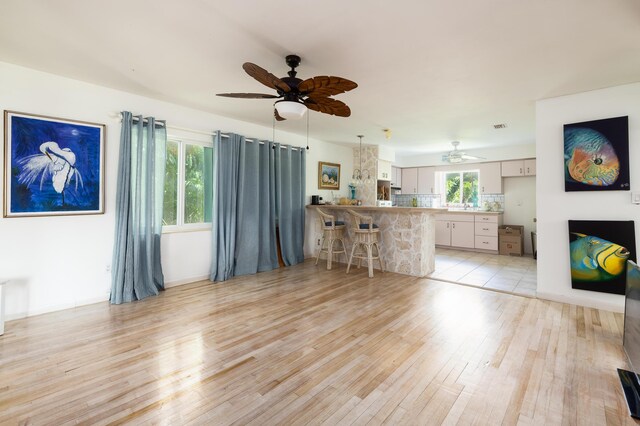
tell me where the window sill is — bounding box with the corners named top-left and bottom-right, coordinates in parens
top-left (162, 224), bottom-right (212, 234)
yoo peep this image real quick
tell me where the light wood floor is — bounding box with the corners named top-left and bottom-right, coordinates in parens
top-left (0, 260), bottom-right (633, 425)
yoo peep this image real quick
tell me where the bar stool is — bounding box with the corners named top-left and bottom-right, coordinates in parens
top-left (315, 208), bottom-right (347, 270)
top-left (346, 209), bottom-right (384, 278)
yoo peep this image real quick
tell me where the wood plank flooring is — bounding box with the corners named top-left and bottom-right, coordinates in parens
top-left (0, 260), bottom-right (633, 425)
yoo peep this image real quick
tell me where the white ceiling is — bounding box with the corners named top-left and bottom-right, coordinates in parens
top-left (1, 0), bottom-right (640, 154)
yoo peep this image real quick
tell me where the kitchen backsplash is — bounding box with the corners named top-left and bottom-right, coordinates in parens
top-left (392, 193), bottom-right (505, 209)
top-left (393, 194), bottom-right (441, 207)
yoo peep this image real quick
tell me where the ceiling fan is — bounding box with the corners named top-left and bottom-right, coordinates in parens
top-left (216, 55), bottom-right (357, 121)
top-left (441, 141), bottom-right (485, 163)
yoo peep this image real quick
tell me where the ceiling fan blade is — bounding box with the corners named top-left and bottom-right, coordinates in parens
top-left (274, 108), bottom-right (286, 121)
top-left (242, 62), bottom-right (291, 93)
top-left (216, 92), bottom-right (280, 99)
top-left (299, 76), bottom-right (358, 98)
top-left (461, 154), bottom-right (485, 160)
top-left (304, 97), bottom-right (351, 117)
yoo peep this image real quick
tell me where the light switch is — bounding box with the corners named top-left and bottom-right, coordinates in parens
top-left (633, 192), bottom-right (640, 205)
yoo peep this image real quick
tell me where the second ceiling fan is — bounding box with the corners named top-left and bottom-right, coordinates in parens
top-left (442, 141), bottom-right (485, 163)
top-left (217, 55), bottom-right (357, 120)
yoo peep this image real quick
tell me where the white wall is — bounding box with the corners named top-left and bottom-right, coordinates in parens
top-left (502, 176), bottom-right (536, 254)
top-left (536, 82), bottom-right (640, 313)
top-left (395, 143), bottom-right (536, 167)
top-left (0, 61), bottom-right (352, 319)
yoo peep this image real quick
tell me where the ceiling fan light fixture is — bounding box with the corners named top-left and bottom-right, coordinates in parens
top-left (274, 100), bottom-right (307, 120)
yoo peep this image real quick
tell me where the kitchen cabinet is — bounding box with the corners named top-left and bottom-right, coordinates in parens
top-left (524, 159), bottom-right (536, 176)
top-left (377, 160), bottom-right (392, 181)
top-left (435, 214), bottom-right (475, 249)
top-left (451, 221), bottom-right (475, 248)
top-left (417, 166), bottom-right (436, 194)
top-left (436, 213), bottom-right (503, 252)
top-left (435, 220), bottom-right (451, 246)
top-left (390, 166), bottom-right (402, 187)
top-left (401, 167), bottom-right (418, 194)
top-left (501, 159), bottom-right (536, 177)
top-left (478, 162), bottom-right (503, 194)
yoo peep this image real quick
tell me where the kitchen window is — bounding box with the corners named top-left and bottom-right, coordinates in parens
top-left (163, 139), bottom-right (213, 231)
top-left (443, 170), bottom-right (479, 206)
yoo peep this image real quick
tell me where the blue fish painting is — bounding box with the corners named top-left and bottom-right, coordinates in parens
top-left (570, 233), bottom-right (629, 282)
top-left (568, 220), bottom-right (636, 295)
top-left (563, 116), bottom-right (629, 192)
top-left (564, 128), bottom-right (619, 187)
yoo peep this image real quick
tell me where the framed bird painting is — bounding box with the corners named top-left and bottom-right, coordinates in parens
top-left (3, 111), bottom-right (105, 217)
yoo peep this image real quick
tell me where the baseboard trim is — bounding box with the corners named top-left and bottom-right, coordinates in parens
top-left (5, 294), bottom-right (110, 322)
top-left (536, 291), bottom-right (624, 313)
top-left (165, 275), bottom-right (211, 288)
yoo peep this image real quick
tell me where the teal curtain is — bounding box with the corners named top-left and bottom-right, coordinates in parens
top-left (210, 131), bottom-right (241, 281)
top-left (210, 133), bottom-right (304, 281)
top-left (275, 143), bottom-right (306, 265)
top-left (110, 111), bottom-right (166, 304)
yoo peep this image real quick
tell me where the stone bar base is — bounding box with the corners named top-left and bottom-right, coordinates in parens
top-left (306, 205), bottom-right (444, 277)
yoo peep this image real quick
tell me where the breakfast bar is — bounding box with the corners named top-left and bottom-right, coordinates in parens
top-left (306, 205), bottom-right (446, 277)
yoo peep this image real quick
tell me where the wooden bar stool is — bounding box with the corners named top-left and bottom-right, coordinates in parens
top-left (315, 208), bottom-right (347, 270)
top-left (346, 209), bottom-right (384, 278)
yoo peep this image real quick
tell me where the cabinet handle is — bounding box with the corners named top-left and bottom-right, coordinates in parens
top-left (519, 168), bottom-right (523, 174)
top-left (430, 187), bottom-right (433, 194)
top-left (526, 167), bottom-right (530, 174)
top-left (482, 186), bottom-right (485, 193)
top-left (452, 223), bottom-right (455, 229)
top-left (483, 227), bottom-right (489, 231)
top-left (483, 241), bottom-right (488, 245)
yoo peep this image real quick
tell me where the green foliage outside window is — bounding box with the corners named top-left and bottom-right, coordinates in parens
top-left (445, 171), bottom-right (478, 205)
top-left (163, 141), bottom-right (178, 226)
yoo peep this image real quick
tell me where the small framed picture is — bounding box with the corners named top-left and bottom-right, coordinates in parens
top-left (318, 161), bottom-right (340, 190)
top-left (4, 111), bottom-right (106, 217)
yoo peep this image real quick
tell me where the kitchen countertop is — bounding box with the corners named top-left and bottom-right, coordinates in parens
top-left (306, 205), bottom-right (503, 214)
top-left (306, 205), bottom-right (446, 213)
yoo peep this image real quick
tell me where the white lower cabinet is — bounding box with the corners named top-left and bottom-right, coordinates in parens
top-left (451, 221), bottom-right (475, 248)
top-left (435, 215), bottom-right (475, 249)
top-left (436, 213), bottom-right (503, 252)
top-left (435, 220), bottom-right (451, 246)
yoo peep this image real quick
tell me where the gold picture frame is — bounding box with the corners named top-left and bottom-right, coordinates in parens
top-left (318, 161), bottom-right (340, 190)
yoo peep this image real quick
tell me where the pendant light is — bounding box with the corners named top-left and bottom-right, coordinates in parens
top-left (351, 135), bottom-right (372, 186)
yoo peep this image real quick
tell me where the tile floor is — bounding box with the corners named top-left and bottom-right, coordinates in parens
top-left (429, 248), bottom-right (537, 297)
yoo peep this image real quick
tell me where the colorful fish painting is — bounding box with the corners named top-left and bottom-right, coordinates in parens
top-left (568, 220), bottom-right (636, 295)
top-left (570, 233), bottom-right (630, 282)
top-left (564, 128), bottom-right (619, 187)
top-left (563, 116), bottom-right (629, 192)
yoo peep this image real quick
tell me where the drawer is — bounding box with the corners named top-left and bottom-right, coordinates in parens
top-left (475, 235), bottom-right (498, 251)
top-left (475, 214), bottom-right (498, 223)
top-left (475, 222), bottom-right (497, 236)
top-left (437, 214), bottom-right (475, 222)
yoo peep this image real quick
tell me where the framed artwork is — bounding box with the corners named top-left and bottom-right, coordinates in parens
top-left (564, 116), bottom-right (630, 192)
top-left (4, 111), bottom-right (105, 217)
top-left (318, 161), bottom-right (340, 190)
top-left (568, 220), bottom-right (636, 295)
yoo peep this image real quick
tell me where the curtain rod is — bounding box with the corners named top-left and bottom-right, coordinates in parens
top-left (115, 113), bottom-right (302, 150)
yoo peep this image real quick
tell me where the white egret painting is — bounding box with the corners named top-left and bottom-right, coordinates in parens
top-left (4, 111), bottom-right (105, 217)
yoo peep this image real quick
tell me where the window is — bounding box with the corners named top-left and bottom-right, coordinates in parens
top-left (163, 139), bottom-right (213, 230)
top-left (444, 170), bottom-right (479, 206)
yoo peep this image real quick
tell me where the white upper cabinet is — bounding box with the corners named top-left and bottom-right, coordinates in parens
top-left (377, 160), bottom-right (392, 181)
top-left (401, 167), bottom-right (418, 194)
top-left (524, 159), bottom-right (536, 176)
top-left (502, 159), bottom-right (536, 177)
top-left (417, 166), bottom-right (436, 194)
top-left (478, 162), bottom-right (503, 194)
top-left (390, 166), bottom-right (398, 187)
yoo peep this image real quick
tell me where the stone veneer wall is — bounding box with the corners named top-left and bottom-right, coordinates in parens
top-left (308, 208), bottom-right (436, 277)
top-left (353, 145), bottom-right (378, 206)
